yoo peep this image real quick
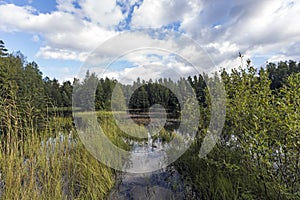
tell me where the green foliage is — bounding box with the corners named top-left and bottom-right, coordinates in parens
top-left (174, 60), bottom-right (300, 199)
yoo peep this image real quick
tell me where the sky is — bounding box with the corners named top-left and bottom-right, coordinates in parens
top-left (0, 0), bottom-right (299, 83)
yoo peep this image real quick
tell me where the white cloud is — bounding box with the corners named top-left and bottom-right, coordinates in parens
top-left (179, 0), bottom-right (300, 69)
top-left (131, 0), bottom-right (201, 28)
top-left (0, 0), bottom-right (299, 82)
top-left (36, 46), bottom-right (89, 61)
top-left (0, 2), bottom-right (120, 60)
top-left (78, 0), bottom-right (123, 27)
top-left (77, 31), bottom-right (215, 84)
top-left (0, 4), bottom-right (35, 32)
top-left (80, 30), bottom-right (216, 80)
top-left (97, 61), bottom-right (196, 85)
top-left (56, 0), bottom-right (79, 13)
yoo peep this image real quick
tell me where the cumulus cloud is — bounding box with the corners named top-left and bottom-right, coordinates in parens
top-left (184, 0), bottom-right (300, 69)
top-left (131, 0), bottom-right (201, 28)
top-left (76, 30), bottom-right (215, 84)
top-left (0, 0), bottom-right (299, 82)
top-left (36, 46), bottom-right (89, 61)
top-left (79, 0), bottom-right (124, 27)
top-left (0, 2), bottom-right (119, 60)
top-left (90, 60), bottom-right (197, 85)
top-left (131, 0), bottom-right (299, 71)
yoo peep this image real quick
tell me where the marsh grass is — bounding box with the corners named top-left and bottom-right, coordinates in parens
top-left (0, 131), bottom-right (116, 199)
top-left (0, 104), bottom-right (122, 199)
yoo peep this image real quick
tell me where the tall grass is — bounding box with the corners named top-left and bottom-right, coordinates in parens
top-left (0, 101), bottom-right (120, 199)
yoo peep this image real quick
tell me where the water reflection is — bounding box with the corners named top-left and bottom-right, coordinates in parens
top-left (109, 129), bottom-right (198, 199)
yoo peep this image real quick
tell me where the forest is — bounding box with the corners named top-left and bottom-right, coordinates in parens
top-left (0, 39), bottom-right (300, 199)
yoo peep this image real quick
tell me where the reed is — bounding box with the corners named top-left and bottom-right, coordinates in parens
top-left (0, 101), bottom-right (120, 199)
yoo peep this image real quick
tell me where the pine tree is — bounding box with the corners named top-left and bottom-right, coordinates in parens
top-left (0, 40), bottom-right (8, 57)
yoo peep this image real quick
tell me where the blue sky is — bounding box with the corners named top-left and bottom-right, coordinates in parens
top-left (0, 0), bottom-right (299, 83)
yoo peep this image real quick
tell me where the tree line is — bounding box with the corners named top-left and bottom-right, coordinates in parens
top-left (1, 38), bottom-right (300, 124)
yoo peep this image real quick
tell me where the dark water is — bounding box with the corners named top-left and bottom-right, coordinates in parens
top-left (108, 131), bottom-right (199, 200)
top-left (108, 167), bottom-right (198, 200)
top-left (109, 170), bottom-right (180, 199)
